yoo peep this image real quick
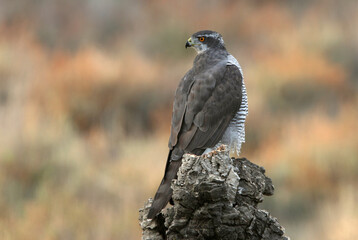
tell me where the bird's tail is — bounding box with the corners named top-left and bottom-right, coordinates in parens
top-left (147, 151), bottom-right (182, 219)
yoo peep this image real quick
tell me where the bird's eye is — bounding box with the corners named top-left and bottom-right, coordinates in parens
top-left (198, 37), bottom-right (205, 42)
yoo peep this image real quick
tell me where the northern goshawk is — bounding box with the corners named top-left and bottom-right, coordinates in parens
top-left (148, 30), bottom-right (248, 219)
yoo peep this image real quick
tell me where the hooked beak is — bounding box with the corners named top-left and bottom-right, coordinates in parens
top-left (185, 37), bottom-right (192, 48)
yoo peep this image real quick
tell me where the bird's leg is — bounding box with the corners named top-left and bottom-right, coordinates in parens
top-left (202, 148), bottom-right (213, 155)
top-left (202, 145), bottom-right (228, 158)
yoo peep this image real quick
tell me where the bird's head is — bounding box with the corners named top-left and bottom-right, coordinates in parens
top-left (185, 30), bottom-right (225, 54)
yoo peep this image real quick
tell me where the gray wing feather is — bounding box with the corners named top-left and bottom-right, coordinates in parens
top-left (148, 63), bottom-right (243, 219)
top-left (169, 63), bottom-right (243, 153)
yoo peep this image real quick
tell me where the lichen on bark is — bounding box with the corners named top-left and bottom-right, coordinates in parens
top-left (139, 146), bottom-right (289, 240)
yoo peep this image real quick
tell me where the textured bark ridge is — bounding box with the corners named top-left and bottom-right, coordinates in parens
top-left (139, 146), bottom-right (289, 240)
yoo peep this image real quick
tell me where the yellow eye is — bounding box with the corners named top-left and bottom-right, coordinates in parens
top-left (199, 37), bottom-right (205, 42)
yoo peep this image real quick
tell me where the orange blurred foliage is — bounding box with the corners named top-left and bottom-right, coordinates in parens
top-left (0, 1), bottom-right (357, 239)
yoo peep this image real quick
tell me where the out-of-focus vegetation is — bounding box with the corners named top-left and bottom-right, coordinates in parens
top-left (0, 0), bottom-right (357, 239)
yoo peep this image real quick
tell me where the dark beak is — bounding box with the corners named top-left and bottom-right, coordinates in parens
top-left (185, 41), bottom-right (191, 49)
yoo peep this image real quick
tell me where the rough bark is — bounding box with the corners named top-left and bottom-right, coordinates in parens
top-left (139, 146), bottom-right (289, 240)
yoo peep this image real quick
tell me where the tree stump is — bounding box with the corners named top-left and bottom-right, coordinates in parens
top-left (139, 146), bottom-right (289, 240)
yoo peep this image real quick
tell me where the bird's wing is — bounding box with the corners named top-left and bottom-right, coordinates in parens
top-left (169, 62), bottom-right (243, 154)
top-left (148, 61), bottom-right (244, 219)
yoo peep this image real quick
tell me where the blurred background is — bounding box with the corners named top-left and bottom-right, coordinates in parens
top-left (0, 0), bottom-right (357, 239)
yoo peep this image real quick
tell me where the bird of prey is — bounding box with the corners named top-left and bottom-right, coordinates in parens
top-left (147, 30), bottom-right (248, 219)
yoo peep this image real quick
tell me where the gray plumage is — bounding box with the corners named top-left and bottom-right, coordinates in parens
top-left (148, 30), bottom-right (248, 219)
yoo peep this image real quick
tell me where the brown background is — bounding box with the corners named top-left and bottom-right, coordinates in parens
top-left (0, 0), bottom-right (357, 239)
